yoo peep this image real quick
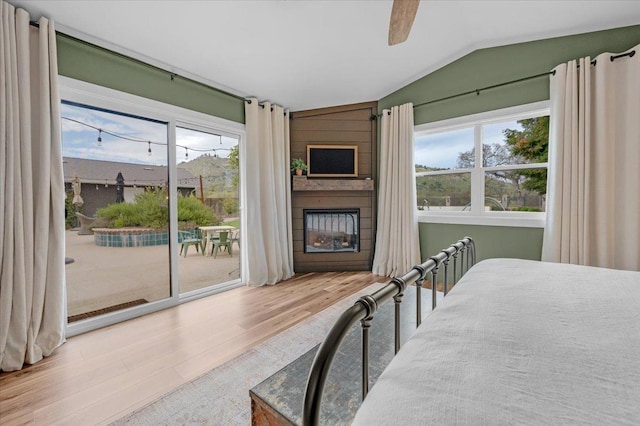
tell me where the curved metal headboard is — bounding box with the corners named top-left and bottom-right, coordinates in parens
top-left (303, 237), bottom-right (476, 426)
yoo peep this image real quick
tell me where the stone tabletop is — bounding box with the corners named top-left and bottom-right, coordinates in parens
top-left (250, 285), bottom-right (434, 425)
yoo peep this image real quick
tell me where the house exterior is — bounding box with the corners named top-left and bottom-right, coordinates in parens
top-left (63, 157), bottom-right (197, 216)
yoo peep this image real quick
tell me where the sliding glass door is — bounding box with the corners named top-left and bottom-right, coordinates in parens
top-left (62, 101), bottom-right (171, 323)
top-left (175, 126), bottom-right (241, 295)
top-left (60, 77), bottom-right (246, 335)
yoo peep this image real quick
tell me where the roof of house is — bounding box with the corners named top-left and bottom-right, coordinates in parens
top-left (63, 157), bottom-right (197, 189)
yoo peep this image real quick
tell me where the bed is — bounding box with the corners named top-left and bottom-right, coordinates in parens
top-left (303, 239), bottom-right (640, 425)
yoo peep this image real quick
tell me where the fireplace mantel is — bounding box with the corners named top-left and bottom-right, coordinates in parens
top-left (292, 177), bottom-right (374, 191)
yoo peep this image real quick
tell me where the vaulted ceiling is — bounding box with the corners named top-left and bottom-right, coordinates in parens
top-left (10, 0), bottom-right (640, 111)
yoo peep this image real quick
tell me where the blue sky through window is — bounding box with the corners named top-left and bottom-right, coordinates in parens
top-left (61, 102), bottom-right (238, 166)
top-left (415, 127), bottom-right (473, 169)
top-left (61, 102), bottom-right (168, 166)
top-left (415, 120), bottom-right (522, 169)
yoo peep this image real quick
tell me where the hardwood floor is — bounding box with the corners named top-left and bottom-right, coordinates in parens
top-left (0, 271), bottom-right (386, 425)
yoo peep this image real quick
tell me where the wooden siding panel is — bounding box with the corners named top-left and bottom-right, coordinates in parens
top-left (290, 102), bottom-right (377, 272)
top-left (294, 109), bottom-right (373, 121)
top-left (290, 130), bottom-right (372, 143)
top-left (291, 119), bottom-right (371, 132)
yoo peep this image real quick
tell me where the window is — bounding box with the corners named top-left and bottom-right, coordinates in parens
top-left (414, 102), bottom-right (549, 227)
top-left (60, 76), bottom-right (245, 336)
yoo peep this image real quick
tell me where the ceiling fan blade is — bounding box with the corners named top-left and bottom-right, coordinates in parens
top-left (388, 0), bottom-right (420, 46)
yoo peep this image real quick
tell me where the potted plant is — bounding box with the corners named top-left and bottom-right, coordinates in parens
top-left (290, 158), bottom-right (308, 176)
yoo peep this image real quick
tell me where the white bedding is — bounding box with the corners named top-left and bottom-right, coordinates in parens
top-left (352, 259), bottom-right (640, 425)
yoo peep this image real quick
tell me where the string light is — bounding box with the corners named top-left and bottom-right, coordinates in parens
top-left (62, 116), bottom-right (235, 158)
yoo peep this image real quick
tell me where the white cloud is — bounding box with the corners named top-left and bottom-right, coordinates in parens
top-left (415, 128), bottom-right (474, 169)
top-left (61, 103), bottom-right (240, 167)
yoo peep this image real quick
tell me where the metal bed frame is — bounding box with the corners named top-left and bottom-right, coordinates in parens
top-left (303, 237), bottom-right (476, 425)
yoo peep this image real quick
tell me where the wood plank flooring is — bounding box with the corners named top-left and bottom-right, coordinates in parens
top-left (0, 271), bottom-right (386, 425)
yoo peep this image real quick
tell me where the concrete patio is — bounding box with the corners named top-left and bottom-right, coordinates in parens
top-left (65, 229), bottom-right (240, 318)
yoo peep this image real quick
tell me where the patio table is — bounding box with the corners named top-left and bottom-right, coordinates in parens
top-left (199, 225), bottom-right (236, 255)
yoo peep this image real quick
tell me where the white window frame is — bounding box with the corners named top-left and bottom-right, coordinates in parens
top-left (414, 101), bottom-right (549, 228)
top-left (59, 76), bottom-right (247, 336)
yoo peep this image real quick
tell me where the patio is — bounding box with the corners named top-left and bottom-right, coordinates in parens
top-left (65, 229), bottom-right (240, 318)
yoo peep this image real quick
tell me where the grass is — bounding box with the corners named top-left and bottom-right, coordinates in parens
top-left (223, 218), bottom-right (240, 228)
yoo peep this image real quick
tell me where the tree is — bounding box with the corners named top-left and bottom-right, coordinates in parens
top-left (456, 143), bottom-right (520, 168)
top-left (456, 143), bottom-right (523, 191)
top-left (228, 145), bottom-right (239, 189)
top-left (455, 116), bottom-right (549, 195)
top-left (504, 116), bottom-right (549, 194)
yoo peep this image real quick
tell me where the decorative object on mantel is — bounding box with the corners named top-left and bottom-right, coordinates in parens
top-left (290, 158), bottom-right (308, 176)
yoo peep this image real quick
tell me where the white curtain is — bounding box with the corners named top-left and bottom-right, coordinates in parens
top-left (0, 2), bottom-right (66, 371)
top-left (372, 103), bottom-right (421, 277)
top-left (244, 98), bottom-right (294, 285)
top-left (542, 43), bottom-right (640, 271)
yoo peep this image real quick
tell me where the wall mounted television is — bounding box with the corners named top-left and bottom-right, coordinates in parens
top-left (306, 145), bottom-right (358, 178)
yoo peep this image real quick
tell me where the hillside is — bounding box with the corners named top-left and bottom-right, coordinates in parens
top-left (177, 154), bottom-right (234, 195)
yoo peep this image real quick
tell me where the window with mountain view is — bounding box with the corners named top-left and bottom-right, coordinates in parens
top-left (61, 99), bottom-right (243, 328)
top-left (176, 127), bottom-right (240, 294)
top-left (61, 101), bottom-right (171, 322)
top-left (415, 107), bottom-right (549, 216)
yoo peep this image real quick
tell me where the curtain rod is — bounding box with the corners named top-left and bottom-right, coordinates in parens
top-left (374, 49), bottom-right (635, 118)
top-left (244, 99), bottom-right (288, 116)
top-left (30, 21), bottom-right (288, 117)
top-left (29, 20), bottom-right (633, 118)
top-left (413, 70), bottom-right (553, 111)
top-left (29, 21), bottom-right (246, 104)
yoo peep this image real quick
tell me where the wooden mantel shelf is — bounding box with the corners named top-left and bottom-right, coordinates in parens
top-left (292, 176), bottom-right (374, 191)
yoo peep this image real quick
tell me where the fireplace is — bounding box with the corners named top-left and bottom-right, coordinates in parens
top-left (304, 209), bottom-right (359, 253)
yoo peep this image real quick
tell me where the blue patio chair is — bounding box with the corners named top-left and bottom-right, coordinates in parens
top-left (179, 229), bottom-right (204, 257)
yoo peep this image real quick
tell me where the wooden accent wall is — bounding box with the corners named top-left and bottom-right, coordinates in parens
top-left (290, 102), bottom-right (378, 272)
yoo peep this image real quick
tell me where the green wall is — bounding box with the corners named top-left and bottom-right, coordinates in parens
top-left (381, 25), bottom-right (640, 262)
top-left (56, 35), bottom-right (245, 124)
top-left (419, 223), bottom-right (543, 263)
top-left (380, 25), bottom-right (640, 125)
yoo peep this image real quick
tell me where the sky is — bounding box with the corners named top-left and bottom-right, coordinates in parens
top-left (415, 120), bottom-right (522, 169)
top-left (62, 101), bottom-right (521, 170)
top-left (61, 102), bottom-right (238, 166)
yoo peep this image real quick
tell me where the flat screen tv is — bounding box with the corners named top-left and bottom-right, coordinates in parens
top-left (306, 145), bottom-right (358, 178)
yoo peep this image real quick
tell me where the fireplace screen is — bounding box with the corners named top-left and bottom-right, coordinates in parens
top-left (304, 209), bottom-right (359, 253)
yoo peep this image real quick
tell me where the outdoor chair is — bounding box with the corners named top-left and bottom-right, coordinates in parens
top-left (76, 212), bottom-right (96, 235)
top-left (179, 229), bottom-right (204, 257)
top-left (211, 231), bottom-right (232, 258)
top-left (230, 229), bottom-right (240, 249)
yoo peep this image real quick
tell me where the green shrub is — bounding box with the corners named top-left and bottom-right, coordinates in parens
top-left (134, 188), bottom-right (169, 228)
top-left (223, 197), bottom-right (238, 215)
top-left (512, 206), bottom-right (541, 212)
top-left (96, 201), bottom-right (146, 228)
top-left (178, 194), bottom-right (218, 226)
top-left (65, 192), bottom-right (79, 229)
top-left (95, 188), bottom-right (218, 229)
